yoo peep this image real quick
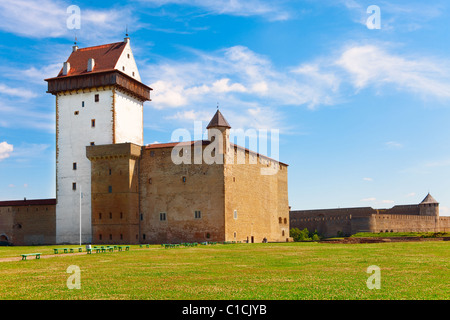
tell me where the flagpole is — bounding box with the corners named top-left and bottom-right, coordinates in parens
top-left (80, 184), bottom-right (82, 246)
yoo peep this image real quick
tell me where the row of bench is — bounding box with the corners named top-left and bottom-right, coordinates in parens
top-left (53, 247), bottom-right (83, 254)
top-left (21, 245), bottom-right (131, 260)
top-left (161, 241), bottom-right (221, 248)
top-left (87, 245), bottom-right (130, 254)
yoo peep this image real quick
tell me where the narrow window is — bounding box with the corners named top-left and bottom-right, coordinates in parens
top-left (109, 169), bottom-right (112, 175)
top-left (91, 119), bottom-right (95, 127)
top-left (73, 162), bottom-right (77, 170)
top-left (99, 234), bottom-right (102, 240)
top-left (195, 210), bottom-right (202, 219)
top-left (82, 101), bottom-right (85, 108)
top-left (234, 210), bottom-right (237, 219)
top-left (99, 212), bottom-right (102, 220)
top-left (182, 176), bottom-right (186, 183)
top-left (120, 212), bottom-right (123, 219)
top-left (143, 234), bottom-right (146, 240)
top-left (122, 66), bottom-right (125, 71)
top-left (140, 213), bottom-right (143, 221)
top-left (109, 212), bottom-right (112, 219)
top-left (160, 212), bottom-right (166, 221)
top-left (108, 186), bottom-right (112, 193)
top-left (109, 234), bottom-right (112, 240)
top-left (132, 71), bottom-right (135, 76)
top-left (94, 94), bottom-right (99, 102)
top-left (148, 178), bottom-right (152, 184)
top-left (74, 111), bottom-right (79, 115)
top-left (127, 54), bottom-right (130, 59)
top-left (90, 142), bottom-right (95, 146)
top-left (72, 182), bottom-right (77, 191)
top-left (120, 234), bottom-right (123, 240)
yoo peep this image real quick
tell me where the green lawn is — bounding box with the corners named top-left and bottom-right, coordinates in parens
top-left (351, 231), bottom-right (450, 238)
top-left (0, 242), bottom-right (448, 300)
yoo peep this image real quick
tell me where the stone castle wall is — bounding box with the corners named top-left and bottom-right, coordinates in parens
top-left (139, 143), bottom-right (226, 244)
top-left (0, 200), bottom-right (56, 245)
top-left (290, 204), bottom-right (450, 237)
top-left (224, 145), bottom-right (289, 243)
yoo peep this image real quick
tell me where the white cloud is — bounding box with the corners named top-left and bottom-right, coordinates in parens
top-left (361, 197), bottom-right (376, 202)
top-left (406, 192), bottom-right (416, 197)
top-left (144, 45), bottom-right (342, 132)
top-left (363, 177), bottom-right (373, 181)
top-left (381, 200), bottom-right (395, 204)
top-left (0, 0), bottom-right (133, 41)
top-left (386, 141), bottom-right (403, 149)
top-left (336, 45), bottom-right (450, 100)
top-left (440, 206), bottom-right (450, 217)
top-left (0, 83), bottom-right (38, 99)
top-left (137, 0), bottom-right (291, 21)
top-left (0, 142), bottom-right (14, 161)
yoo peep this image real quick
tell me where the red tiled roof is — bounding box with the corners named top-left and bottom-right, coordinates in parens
top-left (56, 42), bottom-right (127, 77)
top-left (0, 198), bottom-right (56, 207)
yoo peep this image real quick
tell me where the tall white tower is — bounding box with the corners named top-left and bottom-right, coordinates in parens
top-left (46, 37), bottom-right (151, 244)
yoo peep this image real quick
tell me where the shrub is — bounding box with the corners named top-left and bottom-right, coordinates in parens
top-left (290, 228), bottom-right (323, 242)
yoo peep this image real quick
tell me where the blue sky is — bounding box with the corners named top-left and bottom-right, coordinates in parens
top-left (0, 0), bottom-right (450, 215)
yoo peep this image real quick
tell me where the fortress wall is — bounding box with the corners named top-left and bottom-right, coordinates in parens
top-left (289, 208), bottom-right (450, 237)
top-left (290, 213), bottom-right (359, 237)
top-left (0, 203), bottom-right (56, 245)
top-left (373, 214), bottom-right (441, 233)
top-left (224, 146), bottom-right (289, 243)
top-left (438, 217), bottom-right (450, 232)
top-left (139, 144), bottom-right (226, 244)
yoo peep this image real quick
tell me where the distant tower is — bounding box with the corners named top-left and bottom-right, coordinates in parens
top-left (45, 38), bottom-right (152, 244)
top-left (419, 193), bottom-right (439, 216)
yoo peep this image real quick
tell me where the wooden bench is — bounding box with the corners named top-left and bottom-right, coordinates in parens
top-left (21, 253), bottom-right (41, 260)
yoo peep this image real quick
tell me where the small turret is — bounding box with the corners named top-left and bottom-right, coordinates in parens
top-left (419, 193), bottom-right (439, 216)
top-left (206, 109), bottom-right (231, 162)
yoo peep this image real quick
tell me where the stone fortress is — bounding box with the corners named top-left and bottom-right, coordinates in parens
top-left (0, 37), bottom-right (290, 246)
top-left (290, 193), bottom-right (450, 237)
top-left (1, 37), bottom-right (449, 246)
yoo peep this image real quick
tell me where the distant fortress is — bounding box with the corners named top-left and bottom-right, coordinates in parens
top-left (290, 193), bottom-right (450, 237)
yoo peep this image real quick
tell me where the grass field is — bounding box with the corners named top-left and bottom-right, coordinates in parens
top-left (0, 242), bottom-right (449, 300)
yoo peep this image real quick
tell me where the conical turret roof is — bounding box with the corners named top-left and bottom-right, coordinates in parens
top-left (207, 109), bottom-right (231, 129)
top-left (420, 193), bottom-right (438, 204)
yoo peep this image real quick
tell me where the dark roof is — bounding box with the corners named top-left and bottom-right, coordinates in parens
top-left (56, 42), bottom-right (126, 77)
top-left (0, 199), bottom-right (56, 207)
top-left (144, 140), bottom-right (210, 149)
top-left (420, 193), bottom-right (438, 204)
top-left (206, 110), bottom-right (231, 129)
top-left (144, 140), bottom-right (288, 166)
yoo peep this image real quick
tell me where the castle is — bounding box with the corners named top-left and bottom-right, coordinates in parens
top-left (1, 38), bottom-right (449, 246)
top-left (0, 38), bottom-right (290, 246)
top-left (290, 193), bottom-right (450, 237)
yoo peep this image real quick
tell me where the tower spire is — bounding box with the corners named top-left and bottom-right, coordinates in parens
top-left (72, 33), bottom-right (78, 52)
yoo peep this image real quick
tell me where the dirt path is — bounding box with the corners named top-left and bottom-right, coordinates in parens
top-left (0, 251), bottom-right (89, 262)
